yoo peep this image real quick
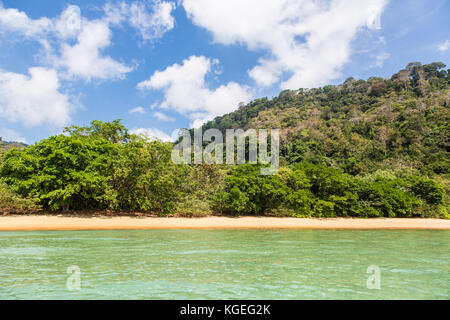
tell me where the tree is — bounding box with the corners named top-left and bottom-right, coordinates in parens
top-left (105, 138), bottom-right (189, 214)
top-left (0, 121), bottom-right (189, 214)
top-left (0, 135), bottom-right (115, 210)
top-left (64, 119), bottom-right (130, 143)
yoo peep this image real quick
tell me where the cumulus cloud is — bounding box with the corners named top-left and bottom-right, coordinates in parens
top-left (1, 2), bottom-right (176, 82)
top-left (183, 0), bottom-right (388, 89)
top-left (0, 2), bottom-right (178, 131)
top-left (0, 4), bottom-right (134, 82)
top-left (129, 106), bottom-right (146, 114)
top-left (129, 1), bottom-right (175, 41)
top-left (54, 5), bottom-right (82, 39)
top-left (130, 127), bottom-right (172, 142)
top-left (0, 3), bottom-right (51, 37)
top-left (138, 55), bottom-right (253, 127)
top-left (0, 67), bottom-right (72, 127)
top-left (55, 19), bottom-right (134, 81)
top-left (104, 0), bottom-right (176, 41)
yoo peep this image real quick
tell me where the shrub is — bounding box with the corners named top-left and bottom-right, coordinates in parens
top-left (408, 176), bottom-right (445, 204)
top-left (214, 164), bottom-right (289, 215)
top-left (0, 182), bottom-right (38, 213)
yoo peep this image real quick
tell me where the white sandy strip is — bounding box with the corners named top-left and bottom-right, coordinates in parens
top-left (0, 216), bottom-right (449, 231)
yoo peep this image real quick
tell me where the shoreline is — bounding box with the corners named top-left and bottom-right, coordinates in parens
top-left (0, 215), bottom-right (449, 231)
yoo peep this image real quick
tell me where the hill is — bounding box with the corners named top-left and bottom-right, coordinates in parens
top-left (0, 138), bottom-right (27, 155)
top-left (202, 62), bottom-right (449, 177)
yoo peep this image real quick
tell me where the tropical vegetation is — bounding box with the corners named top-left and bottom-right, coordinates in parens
top-left (0, 62), bottom-right (448, 218)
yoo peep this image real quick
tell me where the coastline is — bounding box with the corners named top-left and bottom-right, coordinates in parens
top-left (0, 215), bottom-right (449, 231)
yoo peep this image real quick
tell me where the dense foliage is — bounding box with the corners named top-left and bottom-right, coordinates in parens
top-left (0, 62), bottom-right (448, 217)
top-left (203, 62), bottom-right (449, 218)
top-left (203, 62), bottom-right (449, 176)
top-left (214, 163), bottom-right (446, 218)
top-left (0, 121), bottom-right (222, 215)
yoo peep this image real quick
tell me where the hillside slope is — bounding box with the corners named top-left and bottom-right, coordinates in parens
top-left (202, 62), bottom-right (449, 176)
top-left (0, 139), bottom-right (26, 155)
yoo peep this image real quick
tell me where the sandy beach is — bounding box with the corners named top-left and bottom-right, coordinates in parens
top-left (0, 215), bottom-right (449, 231)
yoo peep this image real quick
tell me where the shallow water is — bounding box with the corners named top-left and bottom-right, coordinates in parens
top-left (0, 229), bottom-right (448, 299)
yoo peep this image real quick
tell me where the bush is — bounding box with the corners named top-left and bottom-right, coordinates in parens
top-left (357, 180), bottom-right (421, 217)
top-left (287, 189), bottom-right (314, 216)
top-left (0, 182), bottom-right (37, 213)
top-left (313, 200), bottom-right (335, 217)
top-left (408, 176), bottom-right (445, 204)
top-left (214, 164), bottom-right (289, 215)
top-left (175, 195), bottom-right (213, 217)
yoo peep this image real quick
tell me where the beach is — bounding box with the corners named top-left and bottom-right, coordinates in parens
top-left (0, 215), bottom-right (449, 231)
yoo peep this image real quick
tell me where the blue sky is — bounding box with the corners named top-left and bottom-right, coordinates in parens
top-left (0, 0), bottom-right (449, 144)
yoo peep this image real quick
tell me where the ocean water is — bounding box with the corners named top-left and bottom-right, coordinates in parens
top-left (0, 229), bottom-right (448, 299)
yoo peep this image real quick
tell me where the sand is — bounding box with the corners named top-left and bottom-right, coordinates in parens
top-left (0, 215), bottom-right (449, 231)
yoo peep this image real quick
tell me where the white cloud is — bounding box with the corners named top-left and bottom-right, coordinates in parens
top-left (54, 19), bottom-right (134, 82)
top-left (50, 2), bottom-right (176, 80)
top-left (0, 128), bottom-right (26, 143)
top-left (130, 127), bottom-right (172, 142)
top-left (438, 40), bottom-right (450, 52)
top-left (129, 1), bottom-right (175, 41)
top-left (0, 67), bottom-right (72, 127)
top-left (0, 4), bottom-right (134, 82)
top-left (154, 111), bottom-right (174, 121)
top-left (0, 3), bottom-right (51, 37)
top-left (129, 106), bottom-right (146, 114)
top-left (137, 55), bottom-right (253, 127)
top-left (0, 2), bottom-right (176, 82)
top-left (0, 1), bottom-right (177, 130)
top-left (103, 2), bottom-right (128, 25)
top-left (183, 0), bottom-right (388, 89)
top-left (54, 5), bottom-right (82, 40)
top-left (104, 1), bottom-right (176, 41)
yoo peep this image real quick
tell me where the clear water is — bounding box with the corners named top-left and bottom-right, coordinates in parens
top-left (0, 229), bottom-right (448, 299)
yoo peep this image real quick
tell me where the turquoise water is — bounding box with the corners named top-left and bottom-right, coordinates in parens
top-left (0, 230), bottom-right (448, 299)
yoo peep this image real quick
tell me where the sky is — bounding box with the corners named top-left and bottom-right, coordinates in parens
top-left (0, 0), bottom-right (449, 144)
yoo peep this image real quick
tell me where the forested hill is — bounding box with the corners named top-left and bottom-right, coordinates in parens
top-left (202, 62), bottom-right (449, 176)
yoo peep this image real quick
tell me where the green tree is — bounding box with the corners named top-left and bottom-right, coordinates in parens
top-left (0, 135), bottom-right (115, 210)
